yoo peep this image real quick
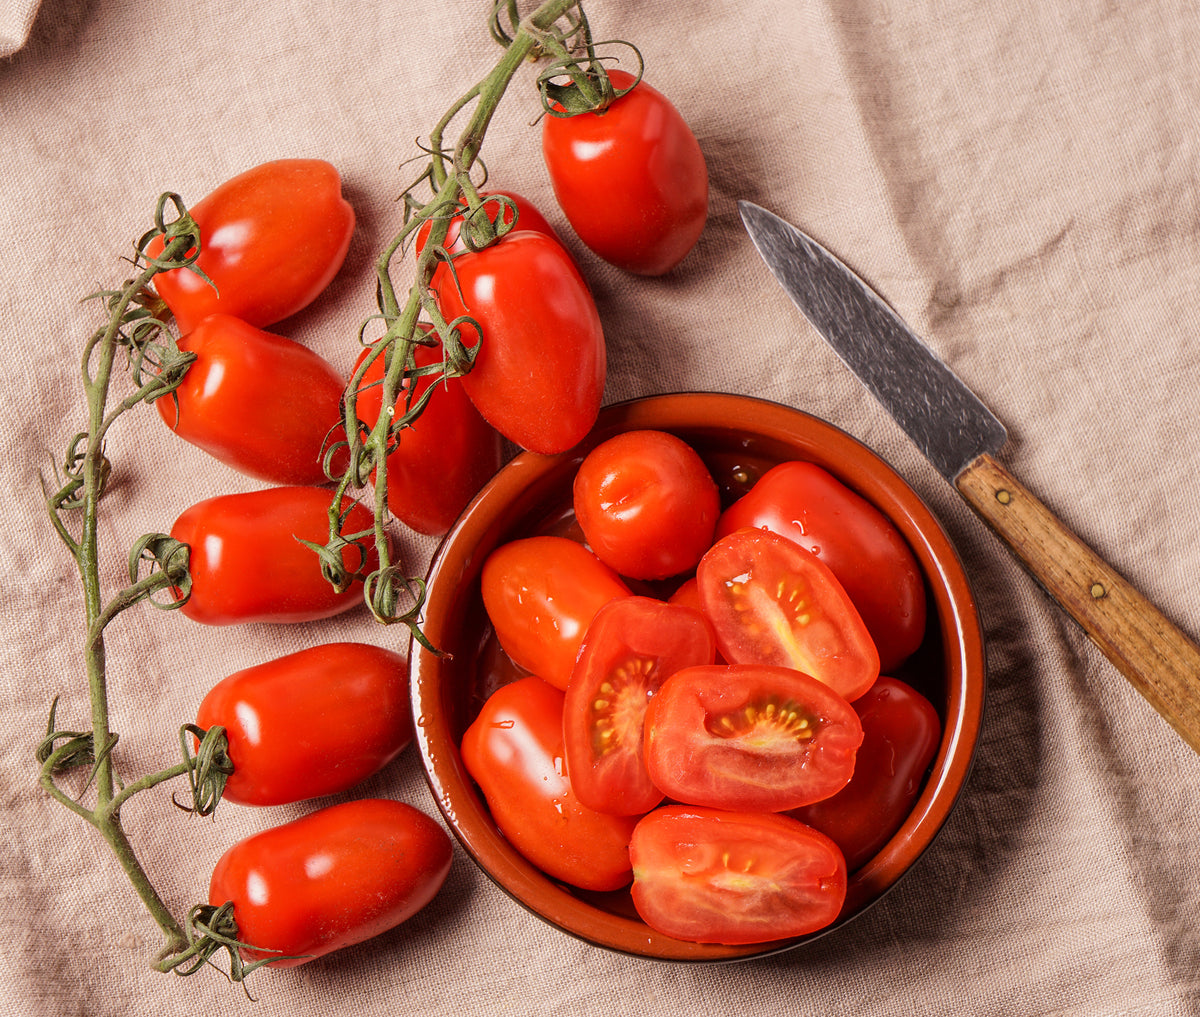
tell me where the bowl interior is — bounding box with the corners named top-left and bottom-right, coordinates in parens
top-left (410, 393), bottom-right (985, 961)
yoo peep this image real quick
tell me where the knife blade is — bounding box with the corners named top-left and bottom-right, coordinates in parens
top-left (740, 199), bottom-right (1200, 754)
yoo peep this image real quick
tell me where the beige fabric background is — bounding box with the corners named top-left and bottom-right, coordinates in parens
top-left (3, 0), bottom-right (1200, 1014)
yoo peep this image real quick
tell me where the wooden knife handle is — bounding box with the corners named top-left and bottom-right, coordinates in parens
top-left (956, 451), bottom-right (1200, 753)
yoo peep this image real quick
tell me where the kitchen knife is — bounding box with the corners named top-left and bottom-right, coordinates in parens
top-left (739, 199), bottom-right (1200, 754)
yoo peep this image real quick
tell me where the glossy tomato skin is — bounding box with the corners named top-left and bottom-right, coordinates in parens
top-left (170, 486), bottom-right (376, 625)
top-left (563, 596), bottom-right (716, 816)
top-left (717, 461), bottom-right (927, 673)
top-left (481, 536), bottom-right (630, 690)
top-left (461, 676), bottom-right (638, 891)
top-left (354, 336), bottom-right (502, 536)
top-left (573, 430), bottom-right (720, 580)
top-left (434, 230), bottom-right (605, 453)
top-left (209, 798), bottom-right (451, 967)
top-left (196, 643), bottom-right (412, 806)
top-left (791, 676), bottom-right (941, 870)
top-left (414, 190), bottom-right (558, 258)
top-left (148, 160), bottom-right (354, 332)
top-left (644, 664), bottom-right (863, 812)
top-left (542, 69), bottom-right (708, 275)
top-left (156, 314), bottom-right (346, 485)
top-left (697, 528), bottom-right (880, 702)
top-left (629, 806), bottom-right (847, 944)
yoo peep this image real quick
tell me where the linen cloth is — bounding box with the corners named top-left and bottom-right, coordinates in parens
top-left (3, 0), bottom-right (1200, 1014)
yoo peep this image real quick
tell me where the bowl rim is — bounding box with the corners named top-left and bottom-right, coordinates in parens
top-left (410, 391), bottom-right (986, 961)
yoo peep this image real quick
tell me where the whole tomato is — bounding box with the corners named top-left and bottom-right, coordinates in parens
top-left (156, 313), bottom-right (346, 485)
top-left (542, 69), bottom-right (708, 275)
top-left (147, 159), bottom-right (355, 332)
top-left (434, 230), bottom-right (605, 453)
top-left (170, 486), bottom-right (377, 625)
top-left (209, 798), bottom-right (452, 967)
top-left (196, 643), bottom-right (412, 806)
top-left (353, 333), bottom-right (502, 537)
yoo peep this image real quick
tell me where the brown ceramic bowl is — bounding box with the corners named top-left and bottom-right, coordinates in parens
top-left (410, 393), bottom-right (985, 960)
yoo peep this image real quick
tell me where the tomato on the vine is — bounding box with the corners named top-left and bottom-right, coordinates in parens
top-left (461, 677), bottom-right (638, 891)
top-left (791, 676), bottom-right (941, 870)
top-left (353, 333), bottom-right (502, 536)
top-left (156, 313), bottom-right (346, 485)
top-left (170, 486), bottom-right (376, 625)
top-left (413, 190), bottom-right (558, 259)
top-left (573, 429), bottom-right (720, 580)
top-left (629, 806), bottom-right (847, 944)
top-left (147, 159), bottom-right (355, 332)
top-left (434, 229), bottom-right (605, 453)
top-left (196, 643), bottom-right (412, 806)
top-left (717, 461), bottom-right (927, 673)
top-left (542, 69), bottom-right (708, 276)
top-left (209, 798), bottom-right (451, 967)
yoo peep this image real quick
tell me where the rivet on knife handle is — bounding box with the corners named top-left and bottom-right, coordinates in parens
top-left (956, 452), bottom-right (1200, 752)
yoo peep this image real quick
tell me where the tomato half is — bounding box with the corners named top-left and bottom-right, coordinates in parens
top-left (156, 313), bottom-right (346, 485)
top-left (196, 643), bottom-right (412, 806)
top-left (148, 159), bottom-right (355, 332)
top-left (717, 461), bottom-right (927, 672)
top-left (481, 535), bottom-right (630, 690)
top-left (209, 798), bottom-right (451, 967)
top-left (434, 230), bottom-right (605, 453)
top-left (644, 664), bottom-right (863, 812)
top-left (697, 528), bottom-right (879, 702)
top-left (563, 596), bottom-right (716, 816)
top-left (573, 429), bottom-right (720, 580)
top-left (353, 335), bottom-right (502, 536)
top-left (170, 486), bottom-right (376, 625)
top-left (414, 190), bottom-right (558, 258)
top-left (629, 806), bottom-right (847, 944)
top-left (542, 69), bottom-right (708, 275)
top-left (460, 677), bottom-right (638, 891)
top-left (790, 676), bottom-right (941, 870)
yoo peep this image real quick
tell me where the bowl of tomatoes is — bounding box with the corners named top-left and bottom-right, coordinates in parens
top-left (409, 392), bottom-right (985, 960)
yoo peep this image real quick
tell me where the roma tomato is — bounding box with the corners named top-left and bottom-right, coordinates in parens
top-left (148, 160), bottom-right (354, 333)
top-left (413, 190), bottom-right (557, 258)
top-left (170, 486), bottom-right (376, 625)
top-left (697, 528), bottom-right (879, 702)
top-left (434, 230), bottom-right (605, 453)
top-left (573, 429), bottom-right (720, 580)
top-left (156, 313), bottom-right (346, 485)
top-left (481, 535), bottom-right (630, 689)
top-left (644, 664), bottom-right (863, 812)
top-left (461, 677), bottom-right (638, 891)
top-left (563, 596), bottom-right (715, 816)
top-left (209, 798), bottom-right (451, 967)
top-left (791, 676), bottom-right (941, 870)
top-left (542, 69), bottom-right (708, 275)
top-left (353, 335), bottom-right (502, 536)
top-left (629, 806), bottom-right (847, 944)
top-left (196, 643), bottom-right (412, 806)
top-left (718, 461), bottom-right (927, 672)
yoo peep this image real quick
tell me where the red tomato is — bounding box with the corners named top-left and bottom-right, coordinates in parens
top-left (644, 664), bottom-right (863, 812)
top-left (573, 429), bottom-right (720, 580)
top-left (156, 313), bottom-right (346, 485)
top-left (791, 676), bottom-right (941, 870)
top-left (629, 806), bottom-right (847, 944)
top-left (718, 461), bottom-right (927, 673)
top-left (196, 643), bottom-right (412, 806)
top-left (460, 676), bottom-right (638, 891)
top-left (697, 529), bottom-right (879, 702)
top-left (481, 535), bottom-right (630, 690)
top-left (209, 798), bottom-right (451, 967)
top-left (563, 596), bottom-right (716, 816)
top-left (434, 230), bottom-right (605, 453)
top-left (170, 486), bottom-right (376, 625)
top-left (541, 69), bottom-right (708, 275)
top-left (353, 335), bottom-right (502, 536)
top-left (147, 160), bottom-right (355, 333)
top-left (668, 578), bottom-right (727, 663)
top-left (413, 190), bottom-right (557, 258)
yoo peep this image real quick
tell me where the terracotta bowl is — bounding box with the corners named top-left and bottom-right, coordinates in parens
top-left (410, 392), bottom-right (985, 960)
